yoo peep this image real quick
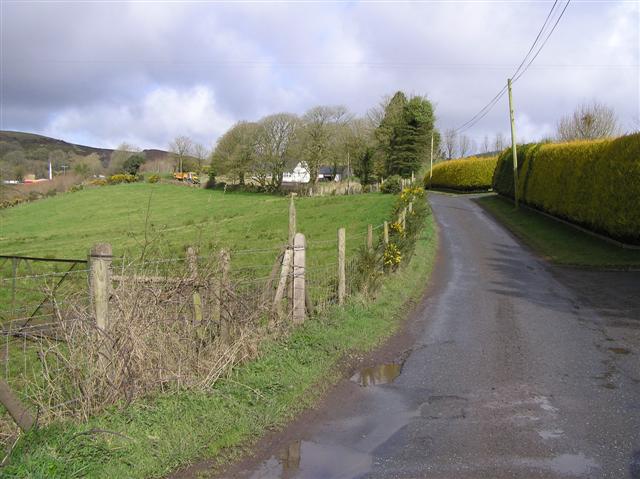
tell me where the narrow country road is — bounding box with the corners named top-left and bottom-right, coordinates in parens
top-left (223, 193), bottom-right (640, 479)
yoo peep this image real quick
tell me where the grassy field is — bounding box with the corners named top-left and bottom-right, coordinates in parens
top-left (477, 195), bottom-right (640, 268)
top-left (0, 183), bottom-right (395, 263)
top-left (0, 183), bottom-right (396, 318)
top-left (1, 202), bottom-right (438, 478)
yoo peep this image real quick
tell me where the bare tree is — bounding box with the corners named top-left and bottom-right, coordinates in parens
top-left (459, 134), bottom-right (471, 158)
top-left (556, 101), bottom-right (619, 141)
top-left (298, 105), bottom-right (351, 184)
top-left (109, 142), bottom-right (139, 174)
top-left (482, 135), bottom-right (490, 153)
top-left (192, 143), bottom-right (209, 174)
top-left (443, 128), bottom-right (457, 160)
top-left (169, 136), bottom-right (193, 174)
top-left (255, 113), bottom-right (299, 188)
top-left (494, 132), bottom-right (506, 152)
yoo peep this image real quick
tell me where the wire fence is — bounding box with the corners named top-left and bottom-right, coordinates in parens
top-left (0, 189), bottom-right (428, 444)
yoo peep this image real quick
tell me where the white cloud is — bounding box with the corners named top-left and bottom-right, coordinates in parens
top-left (44, 86), bottom-right (233, 149)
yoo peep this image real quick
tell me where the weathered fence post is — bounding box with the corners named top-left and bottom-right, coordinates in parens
top-left (273, 247), bottom-right (293, 308)
top-left (89, 243), bottom-right (112, 330)
top-left (0, 379), bottom-right (35, 432)
top-left (408, 201), bottom-right (413, 214)
top-left (401, 208), bottom-right (407, 229)
top-left (186, 247), bottom-right (203, 331)
top-left (292, 233), bottom-right (306, 324)
top-left (383, 221), bottom-right (389, 246)
top-left (288, 193), bottom-right (297, 245)
top-left (411, 171), bottom-right (415, 184)
top-left (219, 249), bottom-right (231, 343)
top-left (367, 224), bottom-right (373, 253)
top-left (337, 227), bottom-right (346, 305)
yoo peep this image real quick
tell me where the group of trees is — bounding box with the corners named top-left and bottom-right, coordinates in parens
top-left (211, 91), bottom-right (439, 188)
top-left (441, 130), bottom-right (506, 160)
top-left (440, 101), bottom-right (620, 161)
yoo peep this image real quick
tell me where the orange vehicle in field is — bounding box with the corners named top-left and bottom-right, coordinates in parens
top-left (172, 172), bottom-right (200, 184)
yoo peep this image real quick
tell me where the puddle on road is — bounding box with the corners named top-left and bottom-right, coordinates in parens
top-left (515, 453), bottom-right (598, 476)
top-left (248, 440), bottom-right (371, 479)
top-left (350, 363), bottom-right (402, 387)
top-left (609, 347), bottom-right (631, 355)
top-left (538, 429), bottom-right (564, 440)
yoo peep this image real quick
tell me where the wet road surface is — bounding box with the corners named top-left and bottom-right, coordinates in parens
top-left (224, 193), bottom-right (640, 479)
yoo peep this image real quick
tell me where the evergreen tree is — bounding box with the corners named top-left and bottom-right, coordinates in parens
top-left (375, 92), bottom-right (437, 177)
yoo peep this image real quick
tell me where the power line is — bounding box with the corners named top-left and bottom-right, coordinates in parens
top-left (513, 0), bottom-right (572, 83)
top-left (452, 0), bottom-right (571, 135)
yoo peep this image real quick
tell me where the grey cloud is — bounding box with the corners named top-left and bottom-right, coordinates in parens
top-left (1, 1), bottom-right (637, 149)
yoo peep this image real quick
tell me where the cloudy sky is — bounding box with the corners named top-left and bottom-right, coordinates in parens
top-left (1, 0), bottom-right (638, 151)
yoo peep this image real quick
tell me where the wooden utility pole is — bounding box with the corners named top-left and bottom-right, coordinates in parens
top-left (507, 78), bottom-right (519, 209)
top-left (429, 131), bottom-right (434, 189)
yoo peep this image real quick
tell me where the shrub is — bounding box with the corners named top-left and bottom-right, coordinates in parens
top-left (147, 174), bottom-right (160, 184)
top-left (108, 174), bottom-right (137, 185)
top-left (381, 175), bottom-right (402, 194)
top-left (492, 144), bottom-right (540, 198)
top-left (493, 133), bottom-right (640, 244)
top-left (426, 156), bottom-right (497, 191)
top-left (69, 184), bottom-right (84, 193)
top-left (89, 178), bottom-right (108, 187)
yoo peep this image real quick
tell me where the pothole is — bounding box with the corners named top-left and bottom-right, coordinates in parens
top-left (350, 362), bottom-right (402, 386)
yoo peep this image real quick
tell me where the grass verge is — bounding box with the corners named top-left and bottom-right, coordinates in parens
top-left (477, 195), bottom-right (640, 268)
top-left (2, 212), bottom-right (438, 478)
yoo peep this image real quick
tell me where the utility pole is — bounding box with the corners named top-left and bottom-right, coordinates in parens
top-left (507, 78), bottom-right (519, 209)
top-left (429, 131), bottom-right (434, 189)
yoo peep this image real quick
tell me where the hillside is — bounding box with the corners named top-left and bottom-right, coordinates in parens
top-left (0, 130), bottom-right (175, 180)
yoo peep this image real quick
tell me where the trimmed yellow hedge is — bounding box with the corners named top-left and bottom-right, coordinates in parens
top-left (425, 156), bottom-right (498, 191)
top-left (493, 134), bottom-right (640, 244)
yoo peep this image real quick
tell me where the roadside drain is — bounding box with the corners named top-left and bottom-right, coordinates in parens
top-left (350, 362), bottom-right (403, 386)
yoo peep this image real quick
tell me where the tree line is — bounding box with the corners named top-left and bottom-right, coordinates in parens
top-left (210, 91), bottom-right (439, 189)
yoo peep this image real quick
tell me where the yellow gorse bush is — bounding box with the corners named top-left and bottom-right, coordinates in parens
top-left (426, 156), bottom-right (497, 191)
top-left (389, 221), bottom-right (404, 236)
top-left (400, 186), bottom-right (425, 203)
top-left (383, 243), bottom-right (402, 266)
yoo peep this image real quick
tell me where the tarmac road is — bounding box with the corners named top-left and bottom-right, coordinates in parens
top-left (222, 192), bottom-right (640, 479)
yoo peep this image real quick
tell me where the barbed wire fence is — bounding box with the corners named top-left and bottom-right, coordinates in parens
top-left (0, 187), bottom-right (429, 445)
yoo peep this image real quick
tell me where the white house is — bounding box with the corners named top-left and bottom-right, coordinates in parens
top-left (282, 162), bottom-right (351, 183)
top-left (282, 162), bottom-right (311, 183)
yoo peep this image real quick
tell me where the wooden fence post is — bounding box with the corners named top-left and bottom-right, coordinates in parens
top-left (367, 224), bottom-right (373, 253)
top-left (89, 243), bottom-right (112, 330)
top-left (401, 208), bottom-right (407, 229)
top-left (383, 221), bottom-right (389, 246)
top-left (0, 379), bottom-right (35, 432)
top-left (292, 233), bottom-right (306, 324)
top-left (337, 228), bottom-right (346, 305)
top-left (186, 247), bottom-right (203, 332)
top-left (408, 201), bottom-right (413, 214)
top-left (273, 248), bottom-right (293, 308)
top-left (288, 193), bottom-right (297, 245)
top-left (219, 249), bottom-right (231, 343)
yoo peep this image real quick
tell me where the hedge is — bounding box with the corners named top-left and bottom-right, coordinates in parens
top-left (425, 156), bottom-right (498, 191)
top-left (492, 133), bottom-right (640, 245)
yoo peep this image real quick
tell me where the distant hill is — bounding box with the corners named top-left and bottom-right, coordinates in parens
top-left (0, 131), bottom-right (176, 179)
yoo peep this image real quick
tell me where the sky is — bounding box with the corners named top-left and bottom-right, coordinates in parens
top-left (1, 0), bottom-right (638, 152)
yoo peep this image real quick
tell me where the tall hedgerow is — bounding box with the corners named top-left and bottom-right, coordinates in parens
top-left (425, 156), bottom-right (497, 191)
top-left (492, 133), bottom-right (640, 244)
